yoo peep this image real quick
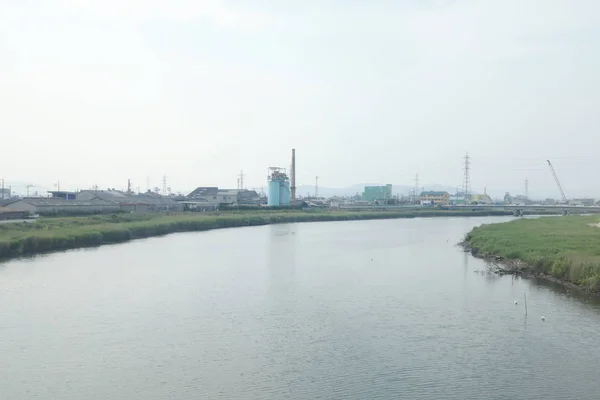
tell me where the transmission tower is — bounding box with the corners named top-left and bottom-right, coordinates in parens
top-left (414, 173), bottom-right (420, 199)
top-left (525, 178), bottom-right (529, 202)
top-left (238, 170), bottom-right (244, 190)
top-left (463, 153), bottom-right (471, 201)
top-left (162, 175), bottom-right (167, 196)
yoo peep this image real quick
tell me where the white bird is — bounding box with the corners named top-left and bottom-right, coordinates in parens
top-left (514, 301), bottom-right (518, 305)
top-left (541, 316), bottom-right (546, 321)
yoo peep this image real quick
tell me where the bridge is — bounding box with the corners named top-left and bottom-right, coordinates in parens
top-left (452, 204), bottom-right (600, 216)
top-left (338, 203), bottom-right (600, 216)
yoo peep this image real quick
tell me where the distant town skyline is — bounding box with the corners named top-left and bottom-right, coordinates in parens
top-left (1, 1), bottom-right (599, 198)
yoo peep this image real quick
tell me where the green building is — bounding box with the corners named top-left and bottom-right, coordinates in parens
top-left (362, 185), bottom-right (392, 202)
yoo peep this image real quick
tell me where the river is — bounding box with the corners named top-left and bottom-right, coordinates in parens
top-left (1, 216), bottom-right (600, 399)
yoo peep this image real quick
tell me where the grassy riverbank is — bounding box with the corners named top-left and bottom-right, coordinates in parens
top-left (0, 209), bottom-right (514, 260)
top-left (464, 216), bottom-right (600, 291)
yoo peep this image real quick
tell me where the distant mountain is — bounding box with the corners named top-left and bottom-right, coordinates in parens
top-left (295, 183), bottom-right (457, 198)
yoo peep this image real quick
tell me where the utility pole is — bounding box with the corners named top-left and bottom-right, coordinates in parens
top-left (414, 173), bottom-right (420, 200)
top-left (315, 176), bottom-right (319, 198)
top-left (525, 178), bottom-right (529, 203)
top-left (26, 185), bottom-right (33, 197)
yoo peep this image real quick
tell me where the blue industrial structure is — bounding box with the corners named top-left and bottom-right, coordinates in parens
top-left (267, 167), bottom-right (290, 206)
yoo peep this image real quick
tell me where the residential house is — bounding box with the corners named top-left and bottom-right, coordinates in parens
top-left (0, 206), bottom-right (27, 220)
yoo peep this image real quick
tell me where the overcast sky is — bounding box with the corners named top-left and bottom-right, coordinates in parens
top-left (1, 0), bottom-right (599, 198)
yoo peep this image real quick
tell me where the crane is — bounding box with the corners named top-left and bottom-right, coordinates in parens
top-left (546, 160), bottom-right (568, 204)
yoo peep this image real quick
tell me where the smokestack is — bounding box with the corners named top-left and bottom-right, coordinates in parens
top-left (291, 148), bottom-right (296, 202)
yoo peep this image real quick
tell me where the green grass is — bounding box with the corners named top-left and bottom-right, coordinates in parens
top-left (0, 209), bottom-right (512, 261)
top-left (465, 216), bottom-right (600, 291)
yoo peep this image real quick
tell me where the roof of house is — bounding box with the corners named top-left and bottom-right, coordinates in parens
top-left (188, 187), bottom-right (219, 198)
top-left (48, 190), bottom-right (77, 195)
top-left (0, 206), bottom-right (24, 213)
top-left (0, 198), bottom-right (20, 206)
top-left (217, 189), bottom-right (239, 196)
top-left (420, 191), bottom-right (449, 196)
top-left (79, 190), bottom-right (179, 206)
top-left (238, 189), bottom-right (259, 198)
top-left (12, 197), bottom-right (115, 207)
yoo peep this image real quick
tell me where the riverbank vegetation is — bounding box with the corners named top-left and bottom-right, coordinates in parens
top-left (464, 216), bottom-right (600, 292)
top-left (0, 209), bottom-right (516, 260)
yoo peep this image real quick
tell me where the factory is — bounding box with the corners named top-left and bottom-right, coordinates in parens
top-left (267, 149), bottom-right (295, 207)
top-left (362, 185), bottom-right (393, 203)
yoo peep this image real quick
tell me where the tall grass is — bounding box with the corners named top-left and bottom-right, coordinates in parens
top-left (465, 216), bottom-right (600, 291)
top-left (0, 209), bottom-right (512, 260)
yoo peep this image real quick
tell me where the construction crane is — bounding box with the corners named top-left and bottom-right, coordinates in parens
top-left (546, 160), bottom-right (568, 204)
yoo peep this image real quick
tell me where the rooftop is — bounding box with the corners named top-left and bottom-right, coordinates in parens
top-left (17, 197), bottom-right (114, 206)
top-left (0, 206), bottom-right (23, 213)
top-left (188, 187), bottom-right (219, 198)
top-left (420, 191), bottom-right (449, 196)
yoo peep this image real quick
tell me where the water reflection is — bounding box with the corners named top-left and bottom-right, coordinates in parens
top-left (266, 223), bottom-right (297, 289)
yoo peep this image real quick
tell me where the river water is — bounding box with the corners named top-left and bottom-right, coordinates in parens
top-left (1, 216), bottom-right (600, 399)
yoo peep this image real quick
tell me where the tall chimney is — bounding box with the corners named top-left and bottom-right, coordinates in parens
top-left (291, 148), bottom-right (296, 202)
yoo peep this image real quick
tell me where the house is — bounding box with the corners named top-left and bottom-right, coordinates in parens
top-left (187, 187), bottom-right (219, 201)
top-left (420, 191), bottom-right (450, 205)
top-left (0, 206), bottom-right (27, 220)
top-left (1, 197), bottom-right (118, 215)
top-left (237, 189), bottom-right (260, 205)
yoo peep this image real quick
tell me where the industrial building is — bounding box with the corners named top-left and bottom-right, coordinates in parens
top-left (77, 190), bottom-right (183, 212)
top-left (420, 191), bottom-right (450, 205)
top-left (267, 167), bottom-right (290, 206)
top-left (1, 197), bottom-right (119, 215)
top-left (185, 187), bottom-right (260, 207)
top-left (362, 185), bottom-right (392, 203)
top-left (470, 193), bottom-right (493, 205)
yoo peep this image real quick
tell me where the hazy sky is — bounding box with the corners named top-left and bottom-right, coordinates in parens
top-left (1, 0), bottom-right (599, 198)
